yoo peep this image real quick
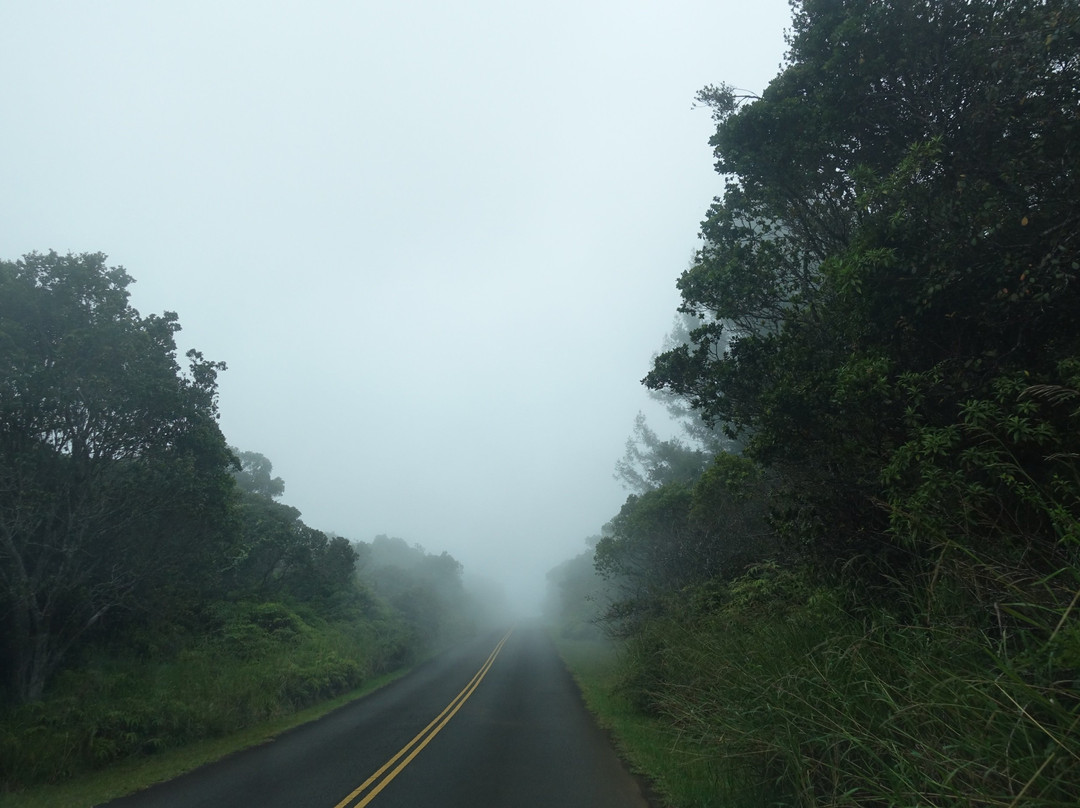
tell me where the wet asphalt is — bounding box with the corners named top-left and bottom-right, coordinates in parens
top-left (102, 624), bottom-right (650, 808)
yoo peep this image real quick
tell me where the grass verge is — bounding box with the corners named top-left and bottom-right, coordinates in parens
top-left (552, 633), bottom-right (753, 808)
top-left (591, 564), bottom-right (1080, 807)
top-left (0, 667), bottom-right (409, 808)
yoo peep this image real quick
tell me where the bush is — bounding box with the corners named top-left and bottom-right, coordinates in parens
top-left (617, 566), bottom-right (1080, 807)
top-left (0, 604), bottom-right (379, 790)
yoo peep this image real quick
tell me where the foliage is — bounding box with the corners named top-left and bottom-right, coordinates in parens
top-left (884, 364), bottom-right (1080, 563)
top-left (645, 0), bottom-right (1080, 565)
top-left (228, 486), bottom-right (359, 605)
top-left (614, 412), bottom-right (713, 494)
top-left (595, 453), bottom-right (777, 633)
top-left (230, 448), bottom-right (285, 499)
top-left (0, 252), bottom-right (480, 792)
top-left (544, 540), bottom-right (619, 640)
top-left (617, 567), bottom-right (1080, 807)
top-left (555, 635), bottom-right (756, 808)
top-left (357, 535), bottom-right (471, 651)
top-left (563, 1), bottom-right (1080, 805)
top-left (0, 252), bottom-right (237, 704)
top-left (0, 601), bottom-right (392, 789)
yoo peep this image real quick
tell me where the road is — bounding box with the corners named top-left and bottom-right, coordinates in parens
top-left (103, 625), bottom-right (651, 808)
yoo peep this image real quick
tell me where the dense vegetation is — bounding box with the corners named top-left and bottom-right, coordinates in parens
top-left (549, 1), bottom-right (1080, 805)
top-left (0, 252), bottom-right (477, 791)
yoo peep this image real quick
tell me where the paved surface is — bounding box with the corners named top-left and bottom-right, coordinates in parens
top-left (102, 625), bottom-right (651, 808)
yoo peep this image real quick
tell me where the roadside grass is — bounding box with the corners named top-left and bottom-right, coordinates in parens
top-left (553, 634), bottom-right (762, 808)
top-left (554, 560), bottom-right (1080, 807)
top-left (0, 600), bottom-right (421, 807)
top-left (0, 667), bottom-right (408, 808)
top-left (614, 565), bottom-right (1080, 807)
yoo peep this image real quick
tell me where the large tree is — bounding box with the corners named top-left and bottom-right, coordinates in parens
top-left (0, 252), bottom-right (237, 702)
top-left (596, 452), bottom-right (774, 631)
top-left (231, 448), bottom-right (286, 500)
top-left (646, 0), bottom-right (1080, 564)
top-left (228, 451), bottom-right (358, 603)
top-left (614, 412), bottom-right (712, 495)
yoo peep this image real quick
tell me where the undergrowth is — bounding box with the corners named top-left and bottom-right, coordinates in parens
top-left (0, 600), bottom-right (414, 791)
top-left (618, 563), bottom-right (1080, 807)
top-left (555, 635), bottom-right (767, 808)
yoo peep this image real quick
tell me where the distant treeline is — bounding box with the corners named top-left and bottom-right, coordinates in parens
top-left (547, 1), bottom-right (1080, 805)
top-left (0, 252), bottom-right (480, 789)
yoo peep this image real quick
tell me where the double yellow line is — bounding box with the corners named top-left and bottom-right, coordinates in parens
top-left (333, 628), bottom-right (514, 808)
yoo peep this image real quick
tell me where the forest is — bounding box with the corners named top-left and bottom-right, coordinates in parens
top-left (546, 0), bottom-right (1080, 805)
top-left (0, 253), bottom-right (481, 791)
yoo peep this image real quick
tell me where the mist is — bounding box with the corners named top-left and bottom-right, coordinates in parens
top-left (0, 1), bottom-right (791, 617)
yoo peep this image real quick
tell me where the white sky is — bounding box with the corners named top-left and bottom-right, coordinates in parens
top-left (1, 0), bottom-right (791, 612)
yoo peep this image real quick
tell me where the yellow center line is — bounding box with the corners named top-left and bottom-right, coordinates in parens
top-left (333, 628), bottom-right (514, 808)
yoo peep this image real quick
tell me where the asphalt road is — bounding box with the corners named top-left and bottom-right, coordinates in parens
top-left (103, 625), bottom-right (650, 808)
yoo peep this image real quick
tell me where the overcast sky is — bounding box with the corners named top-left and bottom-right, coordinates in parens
top-left (1, 0), bottom-right (791, 612)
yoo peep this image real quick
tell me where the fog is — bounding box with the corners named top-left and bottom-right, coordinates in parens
top-left (0, 1), bottom-right (790, 614)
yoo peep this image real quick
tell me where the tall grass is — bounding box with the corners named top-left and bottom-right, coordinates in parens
top-left (615, 563), bottom-right (1080, 807)
top-left (555, 635), bottom-right (768, 807)
top-left (0, 600), bottom-right (413, 791)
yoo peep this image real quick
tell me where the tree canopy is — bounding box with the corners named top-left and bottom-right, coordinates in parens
top-left (574, 3), bottom-right (1080, 803)
top-left (646, 0), bottom-right (1080, 567)
top-left (0, 252), bottom-right (237, 702)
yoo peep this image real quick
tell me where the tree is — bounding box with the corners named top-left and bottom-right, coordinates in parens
top-left (229, 490), bottom-right (358, 602)
top-left (596, 452), bottom-right (775, 632)
top-left (227, 449), bottom-right (357, 603)
top-left (648, 314), bottom-right (742, 455)
top-left (231, 449), bottom-right (285, 499)
top-left (544, 540), bottom-right (616, 639)
top-left (358, 536), bottom-right (468, 648)
top-left (616, 315), bottom-right (741, 494)
top-left (0, 252), bottom-right (237, 702)
top-left (614, 412), bottom-right (712, 494)
top-left (646, 0), bottom-right (1080, 565)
